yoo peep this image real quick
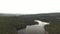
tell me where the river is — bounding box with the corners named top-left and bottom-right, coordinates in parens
top-left (17, 20), bottom-right (49, 34)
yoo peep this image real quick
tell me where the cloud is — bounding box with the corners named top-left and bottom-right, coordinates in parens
top-left (0, 0), bottom-right (60, 14)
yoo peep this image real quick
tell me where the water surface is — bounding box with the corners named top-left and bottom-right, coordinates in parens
top-left (18, 20), bottom-right (49, 34)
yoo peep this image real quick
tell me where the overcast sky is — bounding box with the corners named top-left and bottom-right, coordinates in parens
top-left (0, 0), bottom-right (60, 14)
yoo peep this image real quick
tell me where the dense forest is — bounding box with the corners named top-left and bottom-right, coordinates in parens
top-left (0, 13), bottom-right (60, 34)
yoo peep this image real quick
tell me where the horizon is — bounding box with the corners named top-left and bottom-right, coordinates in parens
top-left (0, 12), bottom-right (60, 14)
top-left (0, 12), bottom-right (60, 15)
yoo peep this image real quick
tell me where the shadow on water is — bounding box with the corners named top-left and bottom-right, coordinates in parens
top-left (16, 21), bottom-right (38, 30)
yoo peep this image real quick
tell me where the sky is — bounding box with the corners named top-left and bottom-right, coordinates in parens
top-left (0, 0), bottom-right (60, 14)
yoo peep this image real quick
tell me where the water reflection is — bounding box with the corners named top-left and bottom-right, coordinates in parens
top-left (34, 20), bottom-right (49, 26)
top-left (17, 20), bottom-right (49, 34)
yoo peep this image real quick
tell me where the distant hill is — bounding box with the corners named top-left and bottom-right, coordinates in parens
top-left (16, 13), bottom-right (60, 22)
top-left (0, 13), bottom-right (60, 21)
top-left (0, 14), bottom-right (22, 16)
top-left (0, 13), bottom-right (60, 17)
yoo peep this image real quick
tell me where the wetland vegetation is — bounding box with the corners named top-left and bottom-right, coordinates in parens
top-left (0, 13), bottom-right (60, 34)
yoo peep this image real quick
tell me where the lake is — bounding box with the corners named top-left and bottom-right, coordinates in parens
top-left (17, 20), bottom-right (49, 34)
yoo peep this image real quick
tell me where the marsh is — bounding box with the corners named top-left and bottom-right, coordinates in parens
top-left (0, 13), bottom-right (60, 34)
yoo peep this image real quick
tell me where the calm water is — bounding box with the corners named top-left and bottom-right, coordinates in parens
top-left (18, 20), bottom-right (49, 34)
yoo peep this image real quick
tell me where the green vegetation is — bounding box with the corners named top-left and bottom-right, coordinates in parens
top-left (0, 16), bottom-right (38, 34)
top-left (0, 16), bottom-right (23, 34)
top-left (0, 13), bottom-right (60, 34)
top-left (44, 21), bottom-right (60, 34)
